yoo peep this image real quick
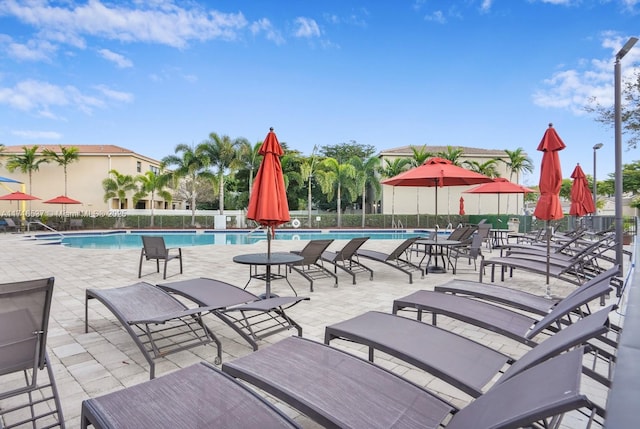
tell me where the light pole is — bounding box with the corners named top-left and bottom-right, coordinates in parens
top-left (614, 36), bottom-right (638, 273)
top-left (592, 143), bottom-right (603, 216)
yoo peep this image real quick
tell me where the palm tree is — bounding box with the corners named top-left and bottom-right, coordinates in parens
top-left (379, 157), bottom-right (411, 226)
top-left (463, 159), bottom-right (501, 178)
top-left (350, 155), bottom-right (381, 228)
top-left (316, 157), bottom-right (357, 228)
top-left (5, 145), bottom-right (49, 213)
top-left (162, 143), bottom-right (211, 226)
top-left (197, 133), bottom-right (239, 215)
top-left (410, 145), bottom-right (434, 226)
top-left (134, 170), bottom-right (173, 227)
top-left (102, 169), bottom-right (137, 209)
top-left (42, 145), bottom-right (79, 196)
top-left (300, 146), bottom-right (319, 227)
top-left (502, 148), bottom-right (534, 214)
top-left (236, 139), bottom-right (262, 199)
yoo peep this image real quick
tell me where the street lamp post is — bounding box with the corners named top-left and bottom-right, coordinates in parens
top-left (592, 143), bottom-right (603, 216)
top-left (614, 36), bottom-right (638, 274)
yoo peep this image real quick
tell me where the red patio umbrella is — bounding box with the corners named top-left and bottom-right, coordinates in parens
top-left (464, 177), bottom-right (535, 217)
top-left (533, 123), bottom-right (566, 292)
top-left (568, 164), bottom-right (595, 217)
top-left (44, 195), bottom-right (81, 205)
top-left (247, 127), bottom-right (290, 258)
top-left (459, 196), bottom-right (465, 216)
top-left (0, 191), bottom-right (40, 201)
top-left (382, 157), bottom-right (492, 238)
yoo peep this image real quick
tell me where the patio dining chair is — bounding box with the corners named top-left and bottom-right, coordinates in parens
top-left (0, 277), bottom-right (65, 428)
top-left (138, 235), bottom-right (183, 279)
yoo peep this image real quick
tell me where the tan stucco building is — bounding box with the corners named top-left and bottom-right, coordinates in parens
top-left (378, 145), bottom-right (527, 217)
top-left (0, 145), bottom-right (172, 217)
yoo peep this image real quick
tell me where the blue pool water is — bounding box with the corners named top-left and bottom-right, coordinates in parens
top-left (42, 229), bottom-right (434, 249)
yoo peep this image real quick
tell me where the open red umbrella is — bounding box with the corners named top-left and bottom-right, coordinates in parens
top-left (533, 123), bottom-right (566, 292)
top-left (568, 164), bottom-right (595, 217)
top-left (464, 177), bottom-right (535, 216)
top-left (247, 127), bottom-right (290, 256)
top-left (0, 191), bottom-right (40, 201)
top-left (459, 196), bottom-right (465, 216)
top-left (44, 195), bottom-right (81, 205)
top-left (382, 157), bottom-right (492, 237)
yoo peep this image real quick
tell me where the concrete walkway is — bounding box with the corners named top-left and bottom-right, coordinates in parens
top-left (0, 232), bottom-right (625, 428)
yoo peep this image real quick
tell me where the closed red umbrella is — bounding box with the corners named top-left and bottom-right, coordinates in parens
top-left (569, 164), bottom-right (595, 217)
top-left (533, 123), bottom-right (566, 291)
top-left (459, 197), bottom-right (465, 216)
top-left (247, 127), bottom-right (290, 256)
top-left (464, 177), bottom-right (535, 216)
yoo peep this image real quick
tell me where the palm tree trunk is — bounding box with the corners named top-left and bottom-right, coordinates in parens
top-left (308, 181), bottom-right (313, 228)
top-left (218, 174), bottom-right (224, 215)
top-left (361, 188), bottom-right (366, 228)
top-left (337, 184), bottom-right (342, 228)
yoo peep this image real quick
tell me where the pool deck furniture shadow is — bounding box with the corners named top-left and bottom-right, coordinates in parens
top-left (0, 277), bottom-right (65, 428)
top-left (356, 237), bottom-right (424, 283)
top-left (138, 235), bottom-right (183, 280)
top-left (157, 277), bottom-right (309, 351)
top-left (85, 282), bottom-right (222, 379)
top-left (80, 362), bottom-right (300, 429)
top-left (321, 237), bottom-right (374, 284)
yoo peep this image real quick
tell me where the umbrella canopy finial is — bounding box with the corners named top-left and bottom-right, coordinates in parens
top-left (549, 123), bottom-right (553, 127)
top-left (270, 127), bottom-right (274, 131)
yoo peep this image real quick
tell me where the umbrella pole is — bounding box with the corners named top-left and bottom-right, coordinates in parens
top-left (544, 221), bottom-right (552, 298)
top-left (266, 226), bottom-right (272, 298)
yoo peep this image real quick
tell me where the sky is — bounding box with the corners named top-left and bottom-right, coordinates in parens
top-left (0, 0), bottom-right (639, 187)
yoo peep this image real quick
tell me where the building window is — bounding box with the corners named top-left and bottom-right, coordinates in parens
top-left (136, 161), bottom-right (142, 172)
top-left (150, 165), bottom-right (159, 174)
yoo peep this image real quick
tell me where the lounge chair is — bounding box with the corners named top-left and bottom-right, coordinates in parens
top-left (156, 277), bottom-right (309, 351)
top-left (324, 306), bottom-right (613, 409)
top-left (0, 277), bottom-right (65, 428)
top-left (69, 218), bottom-right (83, 230)
top-left (85, 282), bottom-right (222, 379)
top-left (138, 235), bottom-right (183, 279)
top-left (2, 217), bottom-right (19, 232)
top-left (80, 362), bottom-right (300, 429)
top-left (320, 237), bottom-right (374, 284)
top-left (356, 237), bottom-right (424, 283)
top-left (223, 337), bottom-right (599, 428)
top-left (392, 278), bottom-right (618, 365)
top-left (289, 239), bottom-right (338, 291)
top-left (434, 265), bottom-right (622, 314)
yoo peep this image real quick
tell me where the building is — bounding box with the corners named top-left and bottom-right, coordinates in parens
top-left (378, 145), bottom-right (525, 218)
top-left (0, 145), bottom-right (174, 216)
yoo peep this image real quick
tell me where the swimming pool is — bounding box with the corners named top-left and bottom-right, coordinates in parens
top-left (42, 229), bottom-right (435, 249)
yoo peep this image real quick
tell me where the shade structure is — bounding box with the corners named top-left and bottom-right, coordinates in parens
top-left (533, 124), bottom-right (566, 291)
top-left (0, 176), bottom-right (22, 183)
top-left (0, 191), bottom-right (40, 201)
top-left (569, 164), bottom-right (595, 217)
top-left (382, 157), bottom-right (492, 267)
top-left (459, 196), bottom-right (465, 216)
top-left (44, 195), bottom-right (82, 205)
top-left (464, 177), bottom-right (535, 216)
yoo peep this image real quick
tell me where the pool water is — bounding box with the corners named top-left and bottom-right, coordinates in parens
top-left (42, 229), bottom-right (433, 249)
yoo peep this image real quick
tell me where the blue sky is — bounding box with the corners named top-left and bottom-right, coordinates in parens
top-left (0, 0), bottom-right (639, 186)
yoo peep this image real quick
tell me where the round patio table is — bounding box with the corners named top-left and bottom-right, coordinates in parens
top-left (233, 252), bottom-right (303, 298)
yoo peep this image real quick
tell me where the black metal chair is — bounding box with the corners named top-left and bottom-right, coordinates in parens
top-left (138, 236), bottom-right (183, 279)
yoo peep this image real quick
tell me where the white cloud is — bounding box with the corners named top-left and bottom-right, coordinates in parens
top-left (424, 10), bottom-right (447, 24)
top-left (293, 17), bottom-right (321, 38)
top-left (250, 18), bottom-right (285, 45)
top-left (98, 48), bottom-right (133, 68)
top-left (11, 129), bottom-right (62, 140)
top-left (7, 38), bottom-right (57, 61)
top-left (94, 85), bottom-right (134, 103)
top-left (532, 34), bottom-right (640, 114)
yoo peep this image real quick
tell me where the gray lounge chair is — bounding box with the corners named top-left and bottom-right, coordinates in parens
top-left (85, 282), bottom-right (222, 379)
top-left (289, 239), bottom-right (338, 291)
top-left (156, 277), bottom-right (309, 351)
top-left (223, 337), bottom-right (598, 428)
top-left (324, 306), bottom-right (613, 415)
top-left (0, 277), bottom-right (65, 428)
top-left (80, 362), bottom-right (300, 429)
top-left (2, 217), bottom-right (19, 232)
top-left (356, 237), bottom-right (424, 283)
top-left (321, 237), bottom-right (374, 284)
top-left (138, 235), bottom-right (183, 279)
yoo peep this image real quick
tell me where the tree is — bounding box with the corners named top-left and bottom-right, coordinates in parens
top-left (236, 139), bottom-right (262, 200)
top-left (42, 145), bottom-right (79, 196)
top-left (350, 155), bottom-right (381, 227)
top-left (5, 145), bottom-right (49, 213)
top-left (463, 159), bottom-right (501, 178)
top-left (436, 146), bottom-right (464, 165)
top-left (102, 169), bottom-right (138, 209)
top-left (501, 148), bottom-right (534, 214)
top-left (316, 157), bottom-right (357, 227)
top-left (585, 71), bottom-right (640, 149)
top-left (134, 170), bottom-right (173, 227)
top-left (197, 133), bottom-right (239, 215)
top-left (319, 141), bottom-right (376, 163)
top-left (379, 157), bottom-right (411, 224)
top-left (162, 143), bottom-right (211, 226)
top-left (300, 146), bottom-right (320, 227)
